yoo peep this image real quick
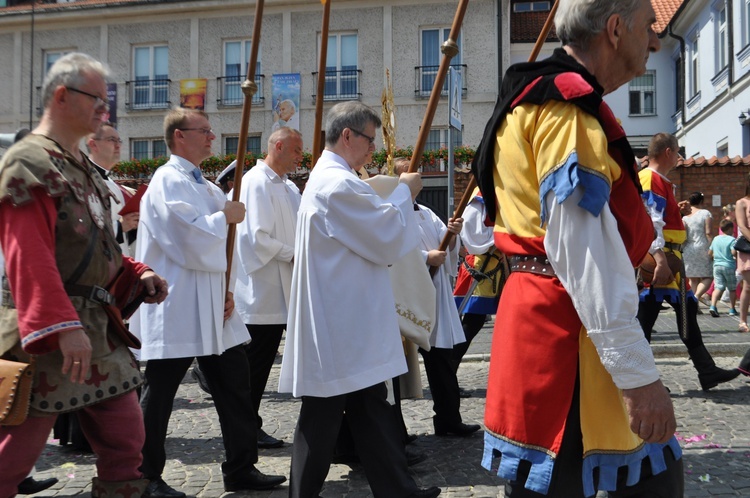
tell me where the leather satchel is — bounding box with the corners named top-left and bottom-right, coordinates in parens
top-left (0, 357), bottom-right (34, 426)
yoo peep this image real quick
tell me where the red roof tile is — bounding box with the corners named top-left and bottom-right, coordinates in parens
top-left (639, 155), bottom-right (750, 169)
top-left (652, 0), bottom-right (684, 35)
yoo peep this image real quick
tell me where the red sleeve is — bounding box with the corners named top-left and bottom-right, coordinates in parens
top-left (0, 189), bottom-right (82, 354)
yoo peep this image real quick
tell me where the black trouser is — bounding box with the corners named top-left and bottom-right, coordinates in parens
top-left (139, 345), bottom-right (258, 481)
top-left (452, 313), bottom-right (486, 368)
top-left (506, 377), bottom-right (684, 497)
top-left (289, 383), bottom-right (418, 498)
top-left (243, 323), bottom-right (284, 429)
top-left (419, 346), bottom-right (462, 427)
top-left (638, 292), bottom-right (705, 349)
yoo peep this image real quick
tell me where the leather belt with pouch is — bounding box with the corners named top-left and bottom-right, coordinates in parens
top-left (0, 356), bottom-right (35, 426)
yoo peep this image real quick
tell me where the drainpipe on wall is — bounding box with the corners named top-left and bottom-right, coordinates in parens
top-left (727, 0), bottom-right (734, 86)
top-left (497, 0), bottom-right (503, 94)
top-left (667, 24), bottom-right (686, 130)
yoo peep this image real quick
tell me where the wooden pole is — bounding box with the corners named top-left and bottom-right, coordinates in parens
top-left (407, 0), bottom-right (469, 174)
top-left (225, 0), bottom-right (265, 294)
top-left (312, 0), bottom-right (332, 165)
top-left (428, 0), bottom-right (559, 274)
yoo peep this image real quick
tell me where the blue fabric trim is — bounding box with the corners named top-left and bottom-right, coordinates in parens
top-left (639, 288), bottom-right (697, 303)
top-left (484, 433), bottom-right (682, 497)
top-left (454, 296), bottom-right (499, 315)
top-left (641, 190), bottom-right (666, 213)
top-left (538, 152), bottom-right (611, 226)
top-left (582, 437), bottom-right (682, 497)
top-left (483, 432), bottom-right (555, 495)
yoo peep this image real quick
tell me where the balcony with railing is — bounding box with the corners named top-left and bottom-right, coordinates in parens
top-left (414, 64), bottom-right (467, 99)
top-left (217, 74), bottom-right (265, 107)
top-left (126, 78), bottom-right (171, 110)
top-left (311, 68), bottom-right (362, 102)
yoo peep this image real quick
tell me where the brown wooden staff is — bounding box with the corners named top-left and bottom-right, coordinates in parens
top-left (225, 0), bottom-right (265, 294)
top-left (429, 0), bottom-right (559, 275)
top-left (312, 0), bottom-right (332, 165)
top-left (406, 0), bottom-right (469, 175)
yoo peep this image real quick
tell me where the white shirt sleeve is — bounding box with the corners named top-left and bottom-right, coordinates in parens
top-left (644, 197), bottom-right (666, 254)
top-left (460, 197), bottom-right (495, 255)
top-left (544, 186), bottom-right (660, 390)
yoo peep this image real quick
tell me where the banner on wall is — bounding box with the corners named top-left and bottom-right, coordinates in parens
top-left (106, 83), bottom-right (117, 125)
top-left (271, 73), bottom-right (301, 131)
top-left (180, 79), bottom-right (208, 110)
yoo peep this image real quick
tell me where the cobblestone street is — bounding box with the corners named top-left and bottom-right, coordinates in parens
top-left (28, 305), bottom-right (750, 497)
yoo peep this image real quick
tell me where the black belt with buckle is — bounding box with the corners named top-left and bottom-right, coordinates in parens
top-left (64, 284), bottom-right (115, 306)
top-left (664, 241), bottom-right (683, 252)
top-left (508, 255), bottom-right (556, 277)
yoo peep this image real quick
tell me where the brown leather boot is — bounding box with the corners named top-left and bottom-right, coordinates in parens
top-left (91, 477), bottom-right (148, 498)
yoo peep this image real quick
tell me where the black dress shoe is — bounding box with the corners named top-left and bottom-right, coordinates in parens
top-left (433, 419), bottom-right (481, 437)
top-left (405, 433), bottom-right (418, 445)
top-left (17, 476), bottom-right (59, 495)
top-left (143, 478), bottom-right (186, 498)
top-left (224, 467), bottom-right (286, 491)
top-left (458, 387), bottom-right (472, 398)
top-left (257, 428), bottom-right (285, 449)
top-left (191, 366), bottom-right (211, 394)
top-left (407, 486), bottom-right (441, 498)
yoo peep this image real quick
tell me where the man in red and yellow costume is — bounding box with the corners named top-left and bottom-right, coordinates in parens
top-left (472, 1), bottom-right (683, 496)
top-left (637, 132), bottom-right (738, 390)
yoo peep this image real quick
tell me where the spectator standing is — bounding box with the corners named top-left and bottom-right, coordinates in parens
top-left (682, 192), bottom-right (713, 305)
top-left (707, 219), bottom-right (738, 317)
top-left (735, 176), bottom-right (750, 333)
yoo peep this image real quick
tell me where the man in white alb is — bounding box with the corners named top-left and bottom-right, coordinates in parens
top-left (131, 108), bottom-right (286, 497)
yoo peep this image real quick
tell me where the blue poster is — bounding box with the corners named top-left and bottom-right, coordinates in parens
top-left (271, 73), bottom-right (301, 131)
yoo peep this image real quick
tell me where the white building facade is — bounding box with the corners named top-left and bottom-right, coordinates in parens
top-left (0, 0), bottom-right (501, 161)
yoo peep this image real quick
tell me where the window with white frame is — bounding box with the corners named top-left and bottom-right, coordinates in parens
top-left (512, 1), bottom-right (550, 12)
top-left (131, 139), bottom-right (167, 161)
top-left (425, 128), bottom-right (463, 151)
top-left (674, 56), bottom-right (683, 111)
top-left (420, 28), bottom-right (462, 95)
top-left (132, 45), bottom-right (169, 109)
top-left (715, 1), bottom-right (728, 72)
top-left (43, 50), bottom-right (71, 77)
top-left (745, 0), bottom-right (750, 47)
top-left (224, 135), bottom-right (262, 156)
top-left (717, 139), bottom-right (729, 157)
top-left (689, 34), bottom-right (700, 98)
top-left (629, 70), bottom-right (656, 116)
top-left (318, 32), bottom-right (359, 100)
top-left (222, 40), bottom-right (262, 105)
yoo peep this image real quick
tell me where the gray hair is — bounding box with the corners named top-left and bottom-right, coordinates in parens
top-left (555, 0), bottom-right (642, 49)
top-left (325, 102), bottom-right (381, 147)
top-left (41, 52), bottom-right (109, 110)
top-left (280, 99), bottom-right (296, 112)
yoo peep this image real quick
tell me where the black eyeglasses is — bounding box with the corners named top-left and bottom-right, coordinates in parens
top-left (178, 128), bottom-right (214, 136)
top-left (95, 137), bottom-right (123, 144)
top-left (350, 128), bottom-right (375, 145)
top-left (65, 86), bottom-right (110, 111)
